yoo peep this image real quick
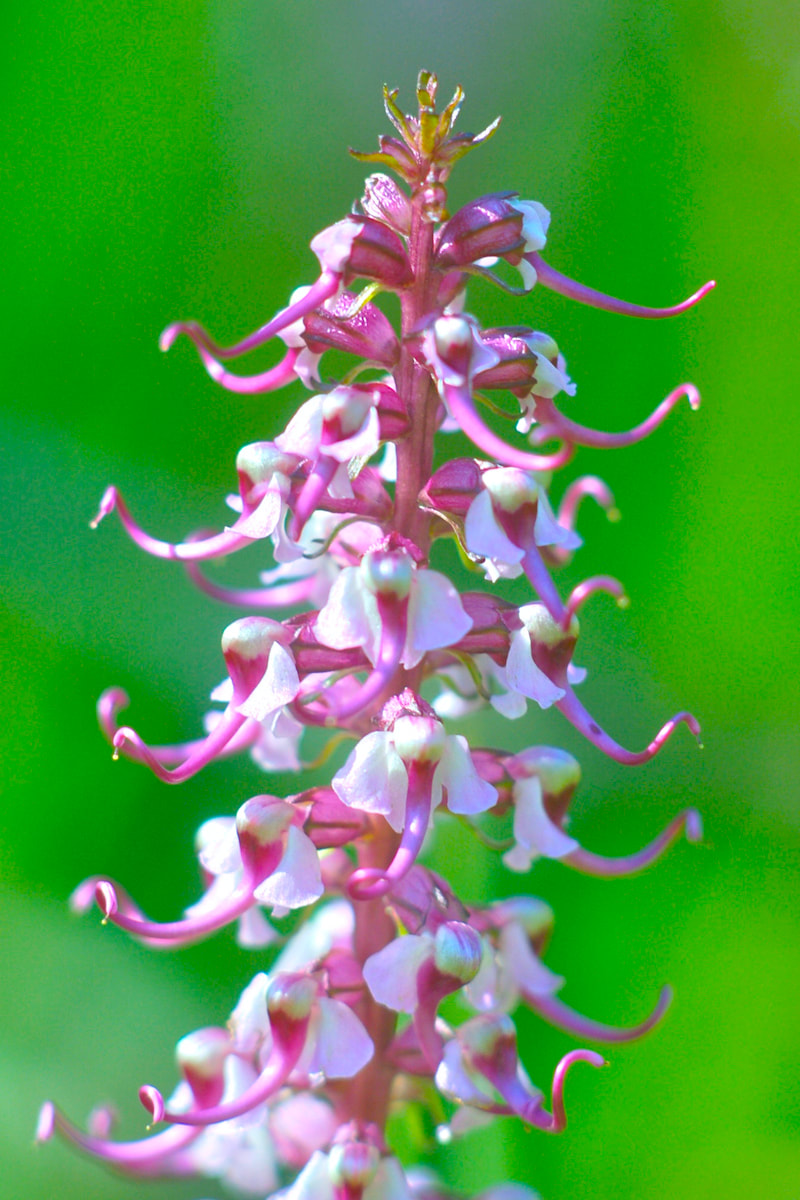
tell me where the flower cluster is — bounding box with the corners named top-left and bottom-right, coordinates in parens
top-left (39, 73), bottom-right (711, 1199)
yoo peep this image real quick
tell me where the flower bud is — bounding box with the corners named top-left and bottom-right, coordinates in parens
top-left (312, 216), bottom-right (413, 288)
top-left (508, 746), bottom-right (581, 796)
top-left (518, 603), bottom-right (578, 682)
top-left (221, 616), bottom-right (289, 704)
top-left (303, 292), bottom-right (400, 366)
top-left (361, 548), bottom-right (413, 599)
top-left (435, 193), bottom-right (524, 268)
top-left (433, 921), bottom-right (483, 983)
top-left (483, 467), bottom-right (540, 514)
top-left (236, 442), bottom-right (300, 506)
top-left (392, 714), bottom-right (447, 765)
top-left (328, 1141), bottom-right (381, 1190)
top-left (175, 1026), bottom-right (230, 1108)
top-left (266, 972), bottom-right (317, 1022)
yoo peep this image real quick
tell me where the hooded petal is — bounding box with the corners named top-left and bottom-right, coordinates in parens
top-left (506, 776), bottom-right (579, 866)
top-left (533, 486), bottom-right (581, 550)
top-left (500, 921), bottom-right (564, 996)
top-left (314, 566), bottom-right (380, 660)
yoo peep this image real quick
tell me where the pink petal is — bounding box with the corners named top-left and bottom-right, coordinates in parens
top-left (232, 481), bottom-right (285, 540)
top-left (313, 567), bottom-right (379, 660)
top-left (508, 776), bottom-right (579, 864)
top-left (275, 396), bottom-right (325, 458)
top-left (465, 491), bottom-right (525, 565)
top-left (195, 816), bottom-right (240, 874)
top-left (236, 906), bottom-right (278, 949)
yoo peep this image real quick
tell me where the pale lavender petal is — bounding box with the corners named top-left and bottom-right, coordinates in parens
top-left (254, 827), bottom-right (323, 910)
top-left (405, 570), bottom-right (473, 668)
top-left (236, 906), bottom-right (278, 949)
top-left (464, 491), bottom-right (525, 565)
top-left (332, 732), bottom-right (408, 832)
top-left (233, 482), bottom-right (285, 540)
top-left (195, 816), bottom-right (240, 875)
top-left (313, 567), bottom-right (379, 659)
top-left (237, 643), bottom-right (300, 722)
top-left (438, 736), bottom-right (498, 815)
top-left (505, 628), bottom-right (565, 709)
top-left (228, 973), bottom-right (272, 1055)
top-left (363, 934), bottom-right (432, 1013)
top-left (533, 487), bottom-right (581, 550)
top-left (367, 1159), bottom-right (414, 1200)
top-left (500, 922), bottom-right (564, 995)
top-left (274, 900), bottom-right (354, 973)
top-left (311, 998), bottom-right (374, 1078)
top-left (281, 1151), bottom-right (335, 1200)
top-left (323, 405), bottom-right (381, 463)
top-left (275, 396), bottom-right (325, 458)
top-left (509, 776), bottom-right (579, 863)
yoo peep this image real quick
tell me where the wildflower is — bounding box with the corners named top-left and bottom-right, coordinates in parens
top-left (43, 72), bottom-right (712, 1200)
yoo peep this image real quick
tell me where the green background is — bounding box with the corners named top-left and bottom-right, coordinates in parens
top-left (2, 2), bottom-right (798, 1197)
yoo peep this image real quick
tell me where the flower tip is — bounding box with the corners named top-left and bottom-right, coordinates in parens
top-left (95, 880), bottom-right (118, 921)
top-left (35, 1102), bottom-right (55, 1143)
top-left (138, 1084), bottom-right (165, 1126)
top-left (685, 809), bottom-right (704, 843)
top-left (90, 486), bottom-right (117, 530)
top-left (69, 877), bottom-right (99, 914)
top-left (616, 593), bottom-right (630, 610)
top-left (607, 506), bottom-right (622, 523)
top-left (159, 323), bottom-right (181, 353)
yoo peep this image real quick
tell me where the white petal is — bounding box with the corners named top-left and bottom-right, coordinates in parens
top-left (281, 1151), bottom-right (335, 1200)
top-left (404, 570), bottom-right (473, 668)
top-left (210, 677), bottom-right (233, 704)
top-left (185, 873), bottom-right (239, 920)
top-left (567, 663), bottom-right (587, 686)
top-left (275, 396), bottom-right (325, 458)
top-left (236, 906), bottom-right (278, 949)
top-left (195, 816), bottom-right (240, 875)
top-left (332, 732), bottom-right (408, 832)
top-left (435, 1040), bottom-right (495, 1108)
top-left (363, 935), bottom-right (432, 1013)
top-left (232, 481), bottom-right (285, 540)
top-left (511, 776), bottom-right (579, 861)
top-left (367, 1159), bottom-right (413, 1200)
top-left (500, 922), bottom-right (563, 996)
top-left (311, 998), bottom-right (374, 1078)
top-left (229, 973), bottom-right (272, 1055)
top-left (533, 486), bottom-right (581, 550)
top-left (313, 567), bottom-right (379, 660)
top-left (254, 826), bottom-right (323, 910)
top-left (274, 900), bottom-right (354, 973)
top-left (237, 642), bottom-right (300, 722)
top-left (505, 628), bottom-right (565, 709)
top-left (465, 490), bottom-right (525, 565)
top-left (438, 735), bottom-right (497, 815)
top-left (323, 405), bottom-right (380, 463)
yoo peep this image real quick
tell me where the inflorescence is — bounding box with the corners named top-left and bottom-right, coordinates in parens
top-left (38, 72), bottom-right (712, 1200)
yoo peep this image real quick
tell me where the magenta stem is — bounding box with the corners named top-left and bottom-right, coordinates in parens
top-left (188, 343), bottom-right (301, 394)
top-left (92, 487), bottom-right (254, 561)
top-left (160, 270), bottom-right (340, 358)
top-left (563, 808), bottom-right (703, 877)
top-left (41, 1102), bottom-right (201, 1168)
top-left (526, 984), bottom-right (672, 1044)
top-left (558, 475), bottom-right (616, 530)
top-left (556, 688), bottom-right (701, 766)
top-left (442, 381), bottom-right (573, 472)
top-left (529, 254), bottom-right (715, 319)
top-left (348, 761), bottom-right (434, 900)
top-left (532, 383), bottom-right (700, 450)
top-left (112, 707), bottom-right (249, 784)
top-left (184, 561), bottom-right (319, 609)
top-left (289, 457), bottom-right (339, 541)
top-left (521, 544), bottom-right (567, 624)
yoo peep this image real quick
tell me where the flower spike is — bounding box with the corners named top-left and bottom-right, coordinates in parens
top-left (526, 253), bottom-right (715, 318)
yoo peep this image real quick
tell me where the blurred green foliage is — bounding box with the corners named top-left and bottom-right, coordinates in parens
top-left (2, 2), bottom-right (798, 1198)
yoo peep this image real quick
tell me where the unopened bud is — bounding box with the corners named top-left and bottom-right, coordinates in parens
top-left (361, 549), bottom-right (413, 599)
top-left (483, 467), bottom-right (540, 514)
top-left (328, 1141), bottom-right (381, 1190)
top-left (175, 1027), bottom-right (230, 1081)
top-left (236, 795), bottom-right (294, 847)
top-left (508, 746), bottom-right (581, 796)
top-left (392, 714), bottom-right (447, 765)
top-left (433, 921), bottom-right (483, 983)
top-left (519, 603), bottom-right (579, 647)
top-left (222, 616), bottom-right (287, 704)
top-left (266, 972), bottom-right (317, 1022)
top-left (236, 442), bottom-right (299, 491)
